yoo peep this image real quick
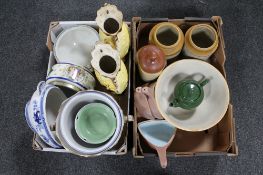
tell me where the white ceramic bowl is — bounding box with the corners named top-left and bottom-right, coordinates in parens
top-left (56, 90), bottom-right (124, 156)
top-left (24, 81), bottom-right (67, 148)
top-left (54, 26), bottom-right (99, 70)
top-left (155, 59), bottom-right (229, 131)
top-left (46, 63), bottom-right (96, 92)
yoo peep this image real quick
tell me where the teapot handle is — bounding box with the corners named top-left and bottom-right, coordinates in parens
top-left (200, 79), bottom-right (209, 87)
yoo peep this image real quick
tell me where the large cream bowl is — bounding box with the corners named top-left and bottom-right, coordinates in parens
top-left (155, 59), bottom-right (229, 131)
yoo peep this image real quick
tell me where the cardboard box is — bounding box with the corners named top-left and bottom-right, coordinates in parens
top-left (131, 16), bottom-right (238, 158)
top-left (31, 18), bottom-right (238, 158)
top-left (32, 21), bottom-right (132, 155)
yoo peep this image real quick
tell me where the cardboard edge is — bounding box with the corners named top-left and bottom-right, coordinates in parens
top-left (211, 16), bottom-right (227, 77)
top-left (131, 17), bottom-right (147, 158)
top-left (211, 16), bottom-right (225, 49)
top-left (46, 22), bottom-right (59, 51)
top-left (227, 105), bottom-right (238, 156)
top-left (131, 17), bottom-right (138, 158)
top-left (32, 133), bottom-right (42, 151)
top-left (32, 133), bottom-right (128, 155)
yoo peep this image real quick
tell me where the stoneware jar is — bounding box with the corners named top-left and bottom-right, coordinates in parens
top-left (183, 24), bottom-right (219, 61)
top-left (99, 22), bottom-right (130, 60)
top-left (149, 22), bottom-right (184, 59)
top-left (91, 43), bottom-right (128, 94)
top-left (24, 81), bottom-right (67, 148)
top-left (96, 3), bottom-right (123, 36)
top-left (137, 45), bottom-right (166, 82)
top-left (56, 90), bottom-right (124, 157)
top-left (46, 63), bottom-right (96, 92)
top-left (54, 25), bottom-right (99, 71)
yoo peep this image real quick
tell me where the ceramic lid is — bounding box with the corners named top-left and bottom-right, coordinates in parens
top-left (137, 45), bottom-right (166, 73)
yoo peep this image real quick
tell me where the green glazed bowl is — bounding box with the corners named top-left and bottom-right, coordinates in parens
top-left (75, 103), bottom-right (117, 144)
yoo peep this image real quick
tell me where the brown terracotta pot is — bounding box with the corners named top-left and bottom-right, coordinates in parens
top-left (183, 24), bottom-right (219, 61)
top-left (137, 45), bottom-right (166, 82)
top-left (149, 22), bottom-right (184, 59)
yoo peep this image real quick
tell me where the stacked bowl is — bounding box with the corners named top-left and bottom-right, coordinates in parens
top-left (56, 90), bottom-right (123, 156)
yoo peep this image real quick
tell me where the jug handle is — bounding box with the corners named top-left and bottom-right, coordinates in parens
top-left (156, 148), bottom-right (168, 168)
top-left (200, 79), bottom-right (209, 87)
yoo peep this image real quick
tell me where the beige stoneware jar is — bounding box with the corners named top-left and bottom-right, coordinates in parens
top-left (183, 24), bottom-right (219, 61)
top-left (149, 22), bottom-right (184, 59)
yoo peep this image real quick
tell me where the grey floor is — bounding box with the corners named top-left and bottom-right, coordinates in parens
top-left (1, 0), bottom-right (263, 174)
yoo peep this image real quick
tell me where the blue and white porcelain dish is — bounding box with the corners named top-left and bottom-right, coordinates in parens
top-left (24, 81), bottom-right (67, 148)
top-left (46, 63), bottom-right (96, 92)
top-left (56, 90), bottom-right (124, 156)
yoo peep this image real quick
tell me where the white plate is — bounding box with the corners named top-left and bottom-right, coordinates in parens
top-left (54, 26), bottom-right (99, 69)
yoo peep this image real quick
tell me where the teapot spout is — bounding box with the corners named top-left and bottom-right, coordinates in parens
top-left (169, 99), bottom-right (179, 107)
top-left (200, 79), bottom-right (209, 87)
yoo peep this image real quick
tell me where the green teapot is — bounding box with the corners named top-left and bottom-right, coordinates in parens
top-left (170, 79), bottom-right (209, 110)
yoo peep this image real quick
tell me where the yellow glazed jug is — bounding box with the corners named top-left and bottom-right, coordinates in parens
top-left (99, 22), bottom-right (130, 60)
top-left (96, 3), bottom-right (123, 36)
top-left (91, 43), bottom-right (128, 94)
